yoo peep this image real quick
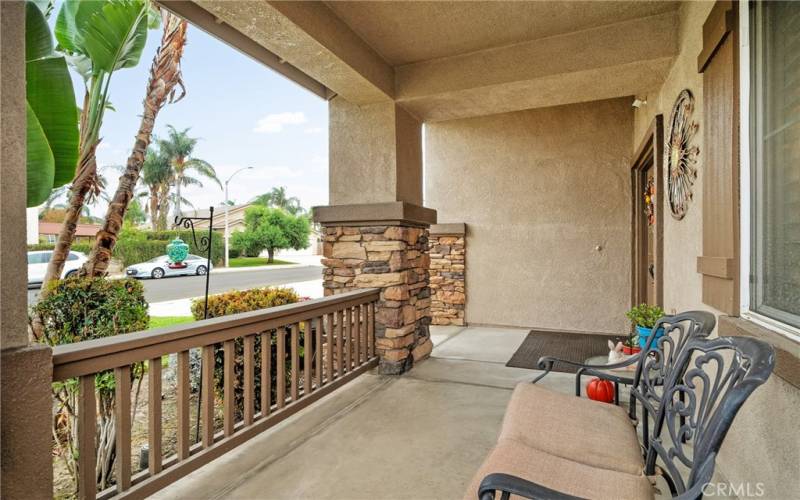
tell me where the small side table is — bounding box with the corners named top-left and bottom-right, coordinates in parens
top-left (578, 355), bottom-right (639, 405)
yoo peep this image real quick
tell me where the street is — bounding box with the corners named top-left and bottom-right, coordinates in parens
top-left (28, 265), bottom-right (323, 305)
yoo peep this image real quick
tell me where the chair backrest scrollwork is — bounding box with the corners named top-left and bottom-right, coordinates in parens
top-left (642, 336), bottom-right (775, 497)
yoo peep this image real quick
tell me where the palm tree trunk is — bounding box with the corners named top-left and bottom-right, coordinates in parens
top-left (149, 187), bottom-right (159, 231)
top-left (82, 11), bottom-right (188, 277)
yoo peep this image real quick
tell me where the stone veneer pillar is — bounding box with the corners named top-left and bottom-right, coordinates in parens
top-left (314, 202), bottom-right (437, 374)
top-left (428, 224), bottom-right (467, 326)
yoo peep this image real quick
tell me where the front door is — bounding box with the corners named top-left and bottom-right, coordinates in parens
top-left (631, 117), bottom-right (664, 308)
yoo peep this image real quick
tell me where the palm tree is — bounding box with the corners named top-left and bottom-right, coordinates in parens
top-left (140, 146), bottom-right (174, 230)
top-left (252, 186), bottom-right (303, 214)
top-left (82, 10), bottom-right (188, 276)
top-left (41, 0), bottom-right (152, 290)
top-left (158, 125), bottom-right (221, 220)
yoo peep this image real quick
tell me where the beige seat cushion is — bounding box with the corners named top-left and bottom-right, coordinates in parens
top-left (498, 383), bottom-right (645, 476)
top-left (464, 438), bottom-right (654, 500)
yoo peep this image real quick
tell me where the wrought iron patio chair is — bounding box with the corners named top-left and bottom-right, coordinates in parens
top-left (477, 335), bottom-right (775, 499)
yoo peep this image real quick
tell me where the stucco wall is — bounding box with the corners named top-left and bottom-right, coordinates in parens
top-left (632, 0), bottom-right (718, 320)
top-left (426, 98), bottom-right (633, 334)
top-left (633, 3), bottom-right (798, 497)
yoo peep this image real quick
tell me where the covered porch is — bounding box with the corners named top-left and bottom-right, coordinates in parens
top-left (150, 326), bottom-right (600, 500)
top-left (1, 1), bottom-right (798, 499)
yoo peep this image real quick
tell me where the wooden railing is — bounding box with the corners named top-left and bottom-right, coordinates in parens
top-left (52, 288), bottom-right (380, 500)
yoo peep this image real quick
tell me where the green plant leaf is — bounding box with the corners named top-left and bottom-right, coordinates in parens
top-left (54, 0), bottom-right (103, 54)
top-left (80, 0), bottom-right (149, 73)
top-left (31, 0), bottom-right (54, 19)
top-left (27, 102), bottom-right (56, 207)
top-left (26, 56), bottom-right (79, 187)
top-left (25, 1), bottom-right (53, 61)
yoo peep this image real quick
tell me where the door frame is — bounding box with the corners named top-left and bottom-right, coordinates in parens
top-left (631, 115), bottom-right (665, 308)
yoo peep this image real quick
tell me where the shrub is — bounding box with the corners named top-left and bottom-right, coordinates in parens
top-left (191, 287), bottom-right (302, 418)
top-left (33, 277), bottom-right (149, 492)
top-left (28, 242), bottom-right (93, 254)
top-left (191, 287), bottom-right (300, 320)
top-left (35, 276), bottom-right (149, 345)
top-left (228, 247), bottom-right (242, 259)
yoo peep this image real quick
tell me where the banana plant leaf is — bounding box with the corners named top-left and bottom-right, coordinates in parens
top-left (25, 1), bottom-right (79, 207)
top-left (55, 0), bottom-right (149, 75)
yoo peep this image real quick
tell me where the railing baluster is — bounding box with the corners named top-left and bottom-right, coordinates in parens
top-left (262, 331), bottom-right (272, 416)
top-left (78, 375), bottom-right (96, 500)
top-left (201, 345), bottom-right (215, 448)
top-left (336, 309), bottom-right (344, 377)
top-left (345, 307), bottom-right (352, 372)
top-left (304, 321), bottom-right (312, 396)
top-left (368, 302), bottom-right (375, 358)
top-left (291, 323), bottom-right (300, 402)
top-left (326, 313), bottom-right (334, 383)
top-left (177, 350), bottom-right (190, 460)
top-left (315, 316), bottom-right (323, 388)
top-left (277, 328), bottom-right (286, 409)
top-left (244, 335), bottom-right (255, 426)
top-left (223, 340), bottom-right (235, 437)
top-left (114, 366), bottom-right (132, 492)
top-left (148, 357), bottom-right (162, 475)
top-left (354, 305), bottom-right (362, 366)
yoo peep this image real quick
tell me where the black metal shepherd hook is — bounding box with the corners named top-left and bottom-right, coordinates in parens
top-left (174, 207), bottom-right (214, 443)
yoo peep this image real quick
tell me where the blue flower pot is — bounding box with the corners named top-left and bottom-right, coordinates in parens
top-left (637, 325), bottom-right (665, 350)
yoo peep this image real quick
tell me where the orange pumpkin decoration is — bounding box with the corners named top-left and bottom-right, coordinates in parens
top-left (586, 377), bottom-right (615, 403)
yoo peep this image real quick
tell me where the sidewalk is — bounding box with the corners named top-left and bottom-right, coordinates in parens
top-left (149, 279), bottom-right (324, 317)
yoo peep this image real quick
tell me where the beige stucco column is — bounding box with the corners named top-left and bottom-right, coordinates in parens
top-left (315, 98), bottom-right (437, 374)
top-left (1, 2), bottom-right (54, 497)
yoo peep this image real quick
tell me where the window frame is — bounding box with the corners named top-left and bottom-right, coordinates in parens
top-left (739, 0), bottom-right (800, 341)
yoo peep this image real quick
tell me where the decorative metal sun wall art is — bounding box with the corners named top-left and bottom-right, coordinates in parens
top-left (665, 89), bottom-right (700, 220)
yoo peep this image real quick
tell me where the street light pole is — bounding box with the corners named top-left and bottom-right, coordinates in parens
top-left (224, 166), bottom-right (253, 267)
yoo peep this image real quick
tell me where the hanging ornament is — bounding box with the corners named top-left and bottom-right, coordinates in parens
top-left (166, 237), bottom-right (189, 269)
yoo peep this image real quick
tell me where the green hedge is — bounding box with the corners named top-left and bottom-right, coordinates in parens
top-left (27, 229), bottom-right (224, 268)
top-left (28, 242), bottom-right (93, 254)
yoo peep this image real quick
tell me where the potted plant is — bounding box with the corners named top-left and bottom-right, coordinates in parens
top-left (625, 304), bottom-right (666, 350)
top-left (622, 333), bottom-right (641, 355)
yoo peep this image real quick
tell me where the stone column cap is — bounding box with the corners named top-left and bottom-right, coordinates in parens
top-left (429, 223), bottom-right (466, 236)
top-left (313, 202), bottom-right (437, 227)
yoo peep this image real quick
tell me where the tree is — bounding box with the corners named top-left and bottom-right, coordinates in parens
top-left (138, 146), bottom-right (173, 230)
top-left (158, 125), bottom-right (221, 219)
top-left (251, 186), bottom-right (303, 215)
top-left (231, 206), bottom-right (311, 263)
top-left (83, 9), bottom-right (188, 276)
top-left (40, 0), bottom-right (154, 290)
top-left (25, 1), bottom-right (79, 207)
top-left (123, 197), bottom-right (147, 226)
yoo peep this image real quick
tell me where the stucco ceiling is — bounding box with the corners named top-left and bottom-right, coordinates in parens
top-left (324, 1), bottom-right (681, 66)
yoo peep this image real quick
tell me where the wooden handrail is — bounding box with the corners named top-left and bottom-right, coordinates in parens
top-left (52, 288), bottom-right (380, 381)
top-left (53, 288), bottom-right (380, 500)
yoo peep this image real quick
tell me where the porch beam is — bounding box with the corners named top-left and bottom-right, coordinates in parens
top-left (395, 11), bottom-right (679, 121)
top-left (191, 0), bottom-right (394, 103)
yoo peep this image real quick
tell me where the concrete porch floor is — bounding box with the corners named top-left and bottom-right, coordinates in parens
top-left (153, 325), bottom-right (571, 500)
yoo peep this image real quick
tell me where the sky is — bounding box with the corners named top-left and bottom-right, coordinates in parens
top-left (54, 7), bottom-right (329, 218)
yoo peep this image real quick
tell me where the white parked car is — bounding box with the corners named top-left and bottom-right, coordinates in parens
top-left (28, 250), bottom-right (87, 287)
top-left (125, 254), bottom-right (212, 279)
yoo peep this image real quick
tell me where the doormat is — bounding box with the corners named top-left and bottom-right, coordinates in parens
top-left (506, 330), bottom-right (622, 373)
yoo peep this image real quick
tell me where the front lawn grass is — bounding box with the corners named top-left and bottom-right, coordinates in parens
top-left (149, 316), bottom-right (194, 330)
top-left (228, 257), bottom-right (296, 268)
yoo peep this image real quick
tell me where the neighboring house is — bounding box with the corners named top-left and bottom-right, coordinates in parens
top-left (26, 207), bottom-right (38, 244)
top-left (37, 221), bottom-right (100, 244)
top-left (182, 203), bottom-right (251, 233)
